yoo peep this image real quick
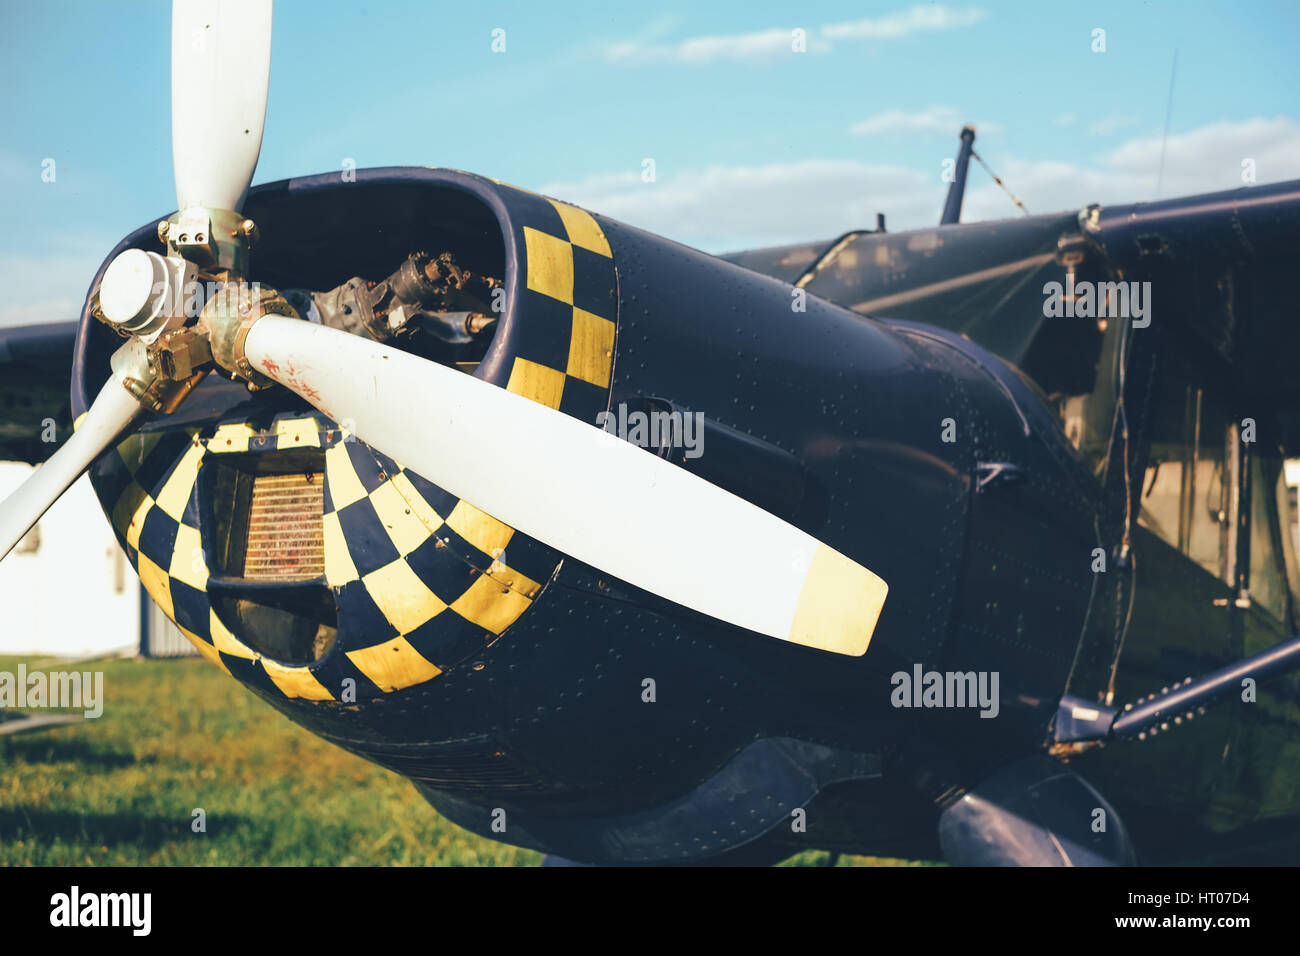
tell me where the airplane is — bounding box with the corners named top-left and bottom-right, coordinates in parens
top-left (2, 0), bottom-right (1300, 867)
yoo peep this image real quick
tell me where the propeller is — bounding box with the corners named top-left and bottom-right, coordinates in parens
top-left (1, 0), bottom-right (889, 656)
top-left (0, 0), bottom-right (273, 562)
top-left (171, 0), bottom-right (273, 213)
top-left (241, 318), bottom-right (888, 655)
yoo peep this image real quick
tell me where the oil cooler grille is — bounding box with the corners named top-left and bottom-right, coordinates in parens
top-left (241, 472), bottom-right (325, 580)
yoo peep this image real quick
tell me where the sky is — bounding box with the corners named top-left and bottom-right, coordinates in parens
top-left (2, 0), bottom-right (1298, 327)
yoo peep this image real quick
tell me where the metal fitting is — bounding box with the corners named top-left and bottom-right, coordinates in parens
top-left (161, 206), bottom-right (253, 275)
top-left (108, 337), bottom-right (207, 413)
top-left (198, 280), bottom-right (300, 389)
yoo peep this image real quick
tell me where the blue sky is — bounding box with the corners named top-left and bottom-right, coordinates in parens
top-left (2, 0), bottom-right (1299, 325)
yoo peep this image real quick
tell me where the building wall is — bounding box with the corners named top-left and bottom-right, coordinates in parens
top-left (142, 593), bottom-right (198, 657)
top-left (0, 462), bottom-right (140, 657)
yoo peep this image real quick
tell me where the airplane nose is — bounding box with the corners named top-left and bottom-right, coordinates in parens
top-left (90, 408), bottom-right (557, 702)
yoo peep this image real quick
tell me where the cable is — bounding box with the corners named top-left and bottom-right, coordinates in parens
top-left (1104, 313), bottom-right (1142, 703)
top-left (971, 149), bottom-right (1030, 217)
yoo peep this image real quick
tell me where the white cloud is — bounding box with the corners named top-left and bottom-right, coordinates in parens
top-left (1053, 112), bottom-right (1077, 128)
top-left (821, 5), bottom-right (987, 39)
top-left (850, 105), bottom-right (1001, 137)
top-left (542, 117), bottom-right (1300, 253)
top-left (542, 160), bottom-right (936, 251)
top-left (603, 4), bottom-right (986, 65)
top-left (606, 27), bottom-right (828, 64)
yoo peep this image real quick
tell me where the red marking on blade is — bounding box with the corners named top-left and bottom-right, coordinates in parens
top-left (261, 357), bottom-right (281, 376)
top-left (280, 362), bottom-right (323, 404)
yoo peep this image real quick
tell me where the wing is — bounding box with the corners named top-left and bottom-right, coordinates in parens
top-left (722, 210), bottom-right (1105, 398)
top-left (722, 179), bottom-right (1300, 428)
top-left (1080, 179), bottom-right (1300, 406)
top-left (0, 321), bottom-right (79, 464)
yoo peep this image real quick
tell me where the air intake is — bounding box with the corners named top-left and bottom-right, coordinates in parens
top-left (242, 471), bottom-right (325, 580)
top-left (205, 448), bottom-right (336, 664)
top-left (206, 448), bottom-right (326, 581)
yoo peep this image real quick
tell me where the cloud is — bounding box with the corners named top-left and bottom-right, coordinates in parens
top-left (541, 117), bottom-right (1300, 253)
top-left (850, 105), bottom-right (1001, 137)
top-left (542, 160), bottom-right (936, 251)
top-left (603, 4), bottom-right (986, 65)
top-left (821, 5), bottom-right (987, 39)
top-left (1053, 112), bottom-right (1077, 128)
top-left (605, 27), bottom-right (828, 64)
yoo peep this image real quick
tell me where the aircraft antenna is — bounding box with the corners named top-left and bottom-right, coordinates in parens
top-left (1156, 49), bottom-right (1179, 198)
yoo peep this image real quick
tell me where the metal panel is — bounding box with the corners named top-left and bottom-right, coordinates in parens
top-left (141, 584), bottom-right (197, 657)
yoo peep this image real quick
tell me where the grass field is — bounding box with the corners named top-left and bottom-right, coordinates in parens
top-left (0, 654), bottom-right (911, 866)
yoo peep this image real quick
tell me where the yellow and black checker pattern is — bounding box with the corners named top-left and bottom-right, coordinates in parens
top-left (84, 183), bottom-right (620, 703)
top-left (495, 193), bottom-right (618, 426)
top-left (312, 428), bottom-right (562, 697)
top-left (90, 412), bottom-right (562, 702)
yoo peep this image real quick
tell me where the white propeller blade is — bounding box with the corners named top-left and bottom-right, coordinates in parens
top-left (171, 0), bottom-right (273, 212)
top-left (3, 3), bottom-right (270, 561)
top-left (0, 379), bottom-right (144, 561)
top-left (243, 318), bottom-right (888, 655)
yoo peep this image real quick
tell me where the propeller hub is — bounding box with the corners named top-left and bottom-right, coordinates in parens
top-left (197, 280), bottom-right (300, 390)
top-left (98, 249), bottom-right (195, 342)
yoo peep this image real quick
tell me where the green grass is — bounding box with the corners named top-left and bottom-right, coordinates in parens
top-left (0, 655), bottom-right (911, 866)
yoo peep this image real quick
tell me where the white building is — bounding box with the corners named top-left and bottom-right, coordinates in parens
top-left (0, 462), bottom-right (143, 657)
